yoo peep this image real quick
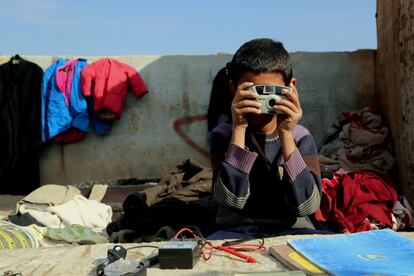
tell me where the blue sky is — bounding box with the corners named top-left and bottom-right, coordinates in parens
top-left (0, 0), bottom-right (377, 55)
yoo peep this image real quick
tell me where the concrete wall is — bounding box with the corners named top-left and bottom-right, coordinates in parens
top-left (377, 0), bottom-right (414, 205)
top-left (0, 51), bottom-right (377, 185)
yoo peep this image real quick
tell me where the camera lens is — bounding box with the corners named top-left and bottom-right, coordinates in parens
top-left (268, 99), bottom-right (276, 107)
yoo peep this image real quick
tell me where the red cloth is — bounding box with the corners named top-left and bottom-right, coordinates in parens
top-left (81, 58), bottom-right (148, 120)
top-left (316, 171), bottom-right (398, 233)
top-left (52, 128), bottom-right (86, 144)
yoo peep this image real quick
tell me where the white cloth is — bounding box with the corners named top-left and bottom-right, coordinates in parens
top-left (18, 195), bottom-right (112, 233)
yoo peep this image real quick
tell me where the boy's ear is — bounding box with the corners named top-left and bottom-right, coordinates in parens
top-left (289, 77), bottom-right (297, 87)
top-left (229, 80), bottom-right (236, 96)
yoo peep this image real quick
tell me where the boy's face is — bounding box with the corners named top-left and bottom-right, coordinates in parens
top-left (235, 71), bottom-right (286, 129)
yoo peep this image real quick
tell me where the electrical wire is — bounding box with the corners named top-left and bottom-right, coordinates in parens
top-left (221, 237), bottom-right (264, 247)
top-left (126, 245), bottom-right (159, 250)
top-left (223, 243), bottom-right (267, 253)
top-left (172, 227), bottom-right (266, 262)
top-left (173, 227), bottom-right (198, 239)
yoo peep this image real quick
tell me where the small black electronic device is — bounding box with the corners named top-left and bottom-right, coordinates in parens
top-left (97, 245), bottom-right (128, 276)
top-left (158, 240), bottom-right (201, 269)
top-left (96, 245), bottom-right (158, 276)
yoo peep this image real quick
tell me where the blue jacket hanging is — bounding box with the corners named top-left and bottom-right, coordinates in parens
top-left (42, 58), bottom-right (89, 143)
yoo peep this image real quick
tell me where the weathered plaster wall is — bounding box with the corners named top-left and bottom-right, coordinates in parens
top-left (377, 0), bottom-right (414, 204)
top-left (0, 51), bottom-right (376, 185)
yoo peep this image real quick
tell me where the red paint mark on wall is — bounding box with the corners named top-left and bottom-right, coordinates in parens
top-left (172, 114), bottom-right (209, 157)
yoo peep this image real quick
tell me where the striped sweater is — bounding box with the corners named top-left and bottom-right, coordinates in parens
top-left (210, 123), bottom-right (322, 230)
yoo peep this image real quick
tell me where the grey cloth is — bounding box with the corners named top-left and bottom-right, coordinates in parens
top-left (318, 108), bottom-right (395, 174)
top-left (9, 213), bottom-right (45, 227)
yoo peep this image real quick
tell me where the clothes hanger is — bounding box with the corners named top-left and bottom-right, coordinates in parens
top-left (11, 54), bottom-right (21, 64)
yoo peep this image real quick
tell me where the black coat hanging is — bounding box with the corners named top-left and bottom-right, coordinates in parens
top-left (0, 55), bottom-right (43, 194)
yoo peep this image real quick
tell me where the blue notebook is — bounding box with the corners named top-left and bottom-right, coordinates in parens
top-left (288, 229), bottom-right (414, 276)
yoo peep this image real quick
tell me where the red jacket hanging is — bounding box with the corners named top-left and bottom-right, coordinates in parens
top-left (81, 58), bottom-right (148, 121)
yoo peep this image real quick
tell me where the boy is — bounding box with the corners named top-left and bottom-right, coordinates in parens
top-left (209, 38), bottom-right (322, 239)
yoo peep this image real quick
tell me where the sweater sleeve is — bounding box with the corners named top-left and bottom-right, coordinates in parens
top-left (281, 133), bottom-right (322, 216)
top-left (211, 130), bottom-right (258, 210)
top-left (80, 64), bottom-right (95, 97)
top-left (124, 64), bottom-right (148, 98)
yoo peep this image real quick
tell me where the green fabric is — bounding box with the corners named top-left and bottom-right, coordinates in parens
top-left (45, 224), bottom-right (108, 244)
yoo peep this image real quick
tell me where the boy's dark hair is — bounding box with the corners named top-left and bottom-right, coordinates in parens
top-left (227, 38), bottom-right (292, 86)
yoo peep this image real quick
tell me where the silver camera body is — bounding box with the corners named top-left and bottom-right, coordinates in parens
top-left (249, 85), bottom-right (291, 114)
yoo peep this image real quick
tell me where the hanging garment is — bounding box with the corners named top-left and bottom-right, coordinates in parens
top-left (0, 55), bottom-right (43, 195)
top-left (42, 58), bottom-right (89, 143)
top-left (52, 59), bottom-right (89, 143)
top-left (81, 58), bottom-right (148, 122)
top-left (41, 58), bottom-right (66, 142)
top-left (88, 95), bottom-right (113, 135)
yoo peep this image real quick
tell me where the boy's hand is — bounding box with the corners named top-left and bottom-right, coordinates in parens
top-left (275, 83), bottom-right (302, 134)
top-left (231, 82), bottom-right (261, 129)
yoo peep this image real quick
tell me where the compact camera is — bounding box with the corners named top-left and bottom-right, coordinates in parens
top-left (249, 85), bottom-right (292, 114)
